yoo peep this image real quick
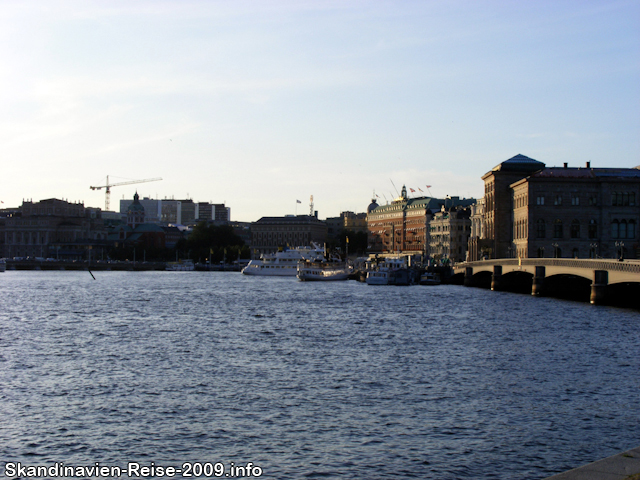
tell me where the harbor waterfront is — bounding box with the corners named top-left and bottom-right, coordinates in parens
top-left (1, 271), bottom-right (638, 479)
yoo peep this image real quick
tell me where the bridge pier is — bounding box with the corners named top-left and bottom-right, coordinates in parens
top-left (491, 265), bottom-right (503, 291)
top-left (532, 266), bottom-right (545, 296)
top-left (590, 270), bottom-right (608, 305)
top-left (464, 267), bottom-right (474, 287)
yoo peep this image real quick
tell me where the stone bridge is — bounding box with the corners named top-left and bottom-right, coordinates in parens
top-left (452, 258), bottom-right (640, 305)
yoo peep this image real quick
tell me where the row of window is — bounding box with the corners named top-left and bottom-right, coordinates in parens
top-left (611, 192), bottom-right (636, 206)
top-left (532, 192), bottom-right (636, 207)
top-left (534, 219), bottom-right (636, 239)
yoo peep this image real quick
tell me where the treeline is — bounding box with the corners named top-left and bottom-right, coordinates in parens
top-left (179, 223), bottom-right (250, 263)
top-left (107, 223), bottom-right (249, 263)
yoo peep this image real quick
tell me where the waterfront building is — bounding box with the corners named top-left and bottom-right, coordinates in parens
top-left (367, 185), bottom-right (475, 255)
top-left (510, 163), bottom-right (640, 259)
top-left (466, 199), bottom-right (489, 261)
top-left (429, 206), bottom-right (472, 263)
top-left (2, 198), bottom-right (107, 260)
top-left (480, 154), bottom-right (640, 259)
top-left (481, 154), bottom-right (546, 259)
top-left (250, 215), bottom-right (328, 259)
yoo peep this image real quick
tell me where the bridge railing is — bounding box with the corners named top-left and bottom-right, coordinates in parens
top-left (454, 258), bottom-right (640, 274)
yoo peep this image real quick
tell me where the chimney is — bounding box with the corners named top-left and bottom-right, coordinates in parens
top-left (563, 163), bottom-right (568, 169)
top-left (586, 161), bottom-right (591, 168)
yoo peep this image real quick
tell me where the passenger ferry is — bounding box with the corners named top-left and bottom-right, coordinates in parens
top-left (241, 244), bottom-right (326, 276)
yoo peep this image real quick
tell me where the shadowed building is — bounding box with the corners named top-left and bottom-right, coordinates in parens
top-left (250, 215), bottom-right (328, 259)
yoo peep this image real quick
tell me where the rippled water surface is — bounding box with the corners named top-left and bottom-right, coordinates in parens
top-left (1, 271), bottom-right (638, 479)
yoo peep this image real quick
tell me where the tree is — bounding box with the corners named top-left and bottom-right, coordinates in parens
top-left (184, 223), bottom-right (249, 262)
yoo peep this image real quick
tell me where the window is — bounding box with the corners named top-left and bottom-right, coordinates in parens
top-left (570, 220), bottom-right (580, 238)
top-left (629, 220), bottom-right (636, 239)
top-left (571, 195), bottom-right (579, 206)
top-left (620, 220), bottom-right (627, 239)
top-left (536, 196), bottom-right (544, 205)
top-left (612, 219), bottom-right (619, 238)
top-left (588, 219), bottom-right (597, 239)
top-left (536, 219), bottom-right (545, 239)
top-left (572, 248), bottom-right (579, 258)
top-left (553, 219), bottom-right (563, 238)
top-left (588, 196), bottom-right (597, 206)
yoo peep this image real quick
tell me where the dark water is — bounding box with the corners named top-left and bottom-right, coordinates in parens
top-left (0, 271), bottom-right (638, 479)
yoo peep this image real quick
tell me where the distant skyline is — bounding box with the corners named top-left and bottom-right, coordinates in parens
top-left (1, 0), bottom-right (638, 221)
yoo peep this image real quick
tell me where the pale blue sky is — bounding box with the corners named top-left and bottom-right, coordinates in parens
top-left (1, 0), bottom-right (638, 221)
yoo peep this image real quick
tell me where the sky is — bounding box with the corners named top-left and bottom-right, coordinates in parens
top-left (1, 0), bottom-right (639, 221)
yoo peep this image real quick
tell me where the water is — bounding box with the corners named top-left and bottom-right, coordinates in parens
top-left (1, 271), bottom-right (638, 479)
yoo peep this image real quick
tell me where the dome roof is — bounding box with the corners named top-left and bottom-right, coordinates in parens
top-left (127, 192), bottom-right (145, 213)
top-left (367, 198), bottom-right (379, 213)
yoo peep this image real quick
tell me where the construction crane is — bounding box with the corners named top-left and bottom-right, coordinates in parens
top-left (90, 176), bottom-right (162, 211)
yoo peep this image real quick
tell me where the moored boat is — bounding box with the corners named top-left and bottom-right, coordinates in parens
top-left (0, 259), bottom-right (6, 272)
top-left (241, 243), bottom-right (325, 276)
top-left (420, 272), bottom-right (441, 285)
top-left (297, 261), bottom-right (351, 281)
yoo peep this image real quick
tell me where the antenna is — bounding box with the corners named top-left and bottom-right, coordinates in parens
top-left (310, 195), bottom-right (314, 216)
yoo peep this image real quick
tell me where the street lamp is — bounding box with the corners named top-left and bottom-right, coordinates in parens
top-left (590, 243), bottom-right (598, 259)
top-left (615, 241), bottom-right (624, 261)
top-left (552, 243), bottom-right (559, 258)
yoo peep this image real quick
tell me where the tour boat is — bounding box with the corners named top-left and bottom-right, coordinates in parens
top-left (241, 243), bottom-right (326, 276)
top-left (297, 261), bottom-right (351, 281)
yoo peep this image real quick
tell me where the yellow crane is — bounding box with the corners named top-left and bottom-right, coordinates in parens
top-left (90, 176), bottom-right (162, 211)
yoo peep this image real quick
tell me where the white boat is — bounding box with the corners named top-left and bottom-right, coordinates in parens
top-left (166, 259), bottom-right (195, 271)
top-left (297, 261), bottom-right (352, 281)
top-left (0, 259), bottom-right (6, 273)
top-left (241, 243), bottom-right (326, 276)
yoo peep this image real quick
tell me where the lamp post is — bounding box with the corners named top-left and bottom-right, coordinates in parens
top-left (590, 243), bottom-right (598, 259)
top-left (615, 241), bottom-right (624, 261)
top-left (552, 243), bottom-right (559, 258)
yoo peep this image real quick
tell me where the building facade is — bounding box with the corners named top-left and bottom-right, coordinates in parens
top-left (429, 206), bottom-right (472, 263)
top-left (510, 164), bottom-right (640, 259)
top-left (367, 186), bottom-right (475, 255)
top-left (2, 199), bottom-right (107, 260)
top-left (480, 155), bottom-right (640, 260)
top-left (481, 154), bottom-right (546, 259)
top-left (250, 215), bottom-right (328, 258)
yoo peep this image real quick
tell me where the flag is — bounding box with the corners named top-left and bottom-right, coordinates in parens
top-left (426, 185), bottom-right (432, 188)
top-left (296, 200), bottom-right (301, 204)
top-left (375, 194), bottom-right (379, 198)
top-left (410, 188), bottom-right (415, 193)
top-left (418, 188), bottom-right (423, 192)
